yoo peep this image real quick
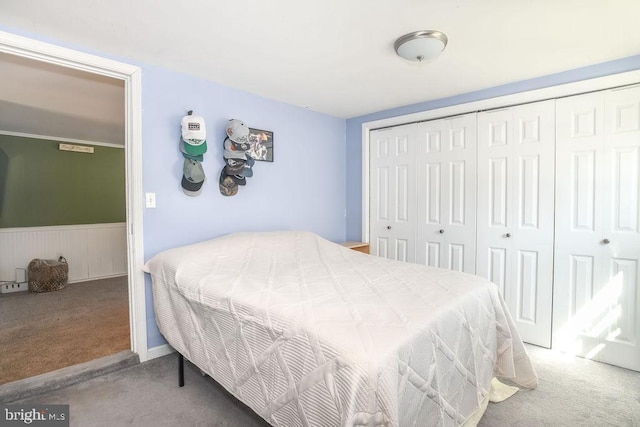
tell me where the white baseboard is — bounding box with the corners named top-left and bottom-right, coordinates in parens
top-left (146, 344), bottom-right (175, 360)
top-left (69, 273), bottom-right (127, 284)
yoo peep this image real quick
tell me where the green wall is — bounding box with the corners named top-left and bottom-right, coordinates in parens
top-left (0, 135), bottom-right (125, 228)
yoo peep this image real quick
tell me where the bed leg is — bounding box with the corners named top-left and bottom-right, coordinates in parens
top-left (178, 353), bottom-right (185, 387)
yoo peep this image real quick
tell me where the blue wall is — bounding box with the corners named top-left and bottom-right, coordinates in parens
top-left (0, 26), bottom-right (346, 349)
top-left (345, 54), bottom-right (640, 242)
top-left (141, 66), bottom-right (346, 347)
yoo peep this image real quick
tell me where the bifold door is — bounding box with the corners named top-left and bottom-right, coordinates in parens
top-left (554, 86), bottom-right (640, 372)
top-left (415, 113), bottom-right (477, 273)
top-left (477, 100), bottom-right (555, 348)
top-left (369, 124), bottom-right (417, 262)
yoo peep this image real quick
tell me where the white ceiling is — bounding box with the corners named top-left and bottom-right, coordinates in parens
top-left (0, 53), bottom-right (124, 145)
top-left (1, 0), bottom-right (640, 128)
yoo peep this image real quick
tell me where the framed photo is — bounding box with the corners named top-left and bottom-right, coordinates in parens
top-left (247, 128), bottom-right (274, 162)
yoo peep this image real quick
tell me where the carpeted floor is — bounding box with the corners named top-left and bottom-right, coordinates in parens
top-left (0, 276), bottom-right (130, 384)
top-left (479, 345), bottom-right (640, 426)
top-left (7, 345), bottom-right (640, 426)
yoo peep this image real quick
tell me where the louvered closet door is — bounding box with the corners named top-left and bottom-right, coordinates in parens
top-left (415, 113), bottom-right (477, 273)
top-left (369, 124), bottom-right (417, 262)
top-left (477, 100), bottom-right (555, 347)
top-left (554, 86), bottom-right (640, 372)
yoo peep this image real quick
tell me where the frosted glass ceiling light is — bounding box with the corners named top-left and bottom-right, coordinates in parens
top-left (394, 30), bottom-right (448, 62)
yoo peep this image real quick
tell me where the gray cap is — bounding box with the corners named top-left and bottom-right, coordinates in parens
top-left (181, 159), bottom-right (206, 197)
top-left (225, 119), bottom-right (249, 144)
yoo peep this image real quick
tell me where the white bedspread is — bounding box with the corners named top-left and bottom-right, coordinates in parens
top-left (143, 231), bottom-right (537, 426)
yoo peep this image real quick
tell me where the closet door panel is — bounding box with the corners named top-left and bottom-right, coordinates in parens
top-left (554, 91), bottom-right (605, 357)
top-left (598, 86), bottom-right (640, 370)
top-left (555, 86), bottom-right (640, 371)
top-left (417, 114), bottom-right (476, 272)
top-left (445, 114), bottom-right (477, 273)
top-left (416, 119), bottom-right (447, 267)
top-left (477, 108), bottom-right (514, 292)
top-left (510, 101), bottom-right (555, 347)
top-left (478, 100), bottom-right (554, 347)
top-left (369, 124), bottom-right (417, 262)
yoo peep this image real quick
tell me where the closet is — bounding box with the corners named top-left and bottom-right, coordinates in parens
top-left (369, 114), bottom-right (477, 274)
top-left (367, 85), bottom-right (640, 371)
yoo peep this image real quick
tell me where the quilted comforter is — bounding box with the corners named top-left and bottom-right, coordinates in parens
top-left (143, 231), bottom-right (537, 426)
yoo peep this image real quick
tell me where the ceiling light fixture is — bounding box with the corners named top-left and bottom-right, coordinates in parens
top-left (394, 30), bottom-right (448, 62)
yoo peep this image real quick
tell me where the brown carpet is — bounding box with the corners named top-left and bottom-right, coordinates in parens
top-left (0, 276), bottom-right (130, 385)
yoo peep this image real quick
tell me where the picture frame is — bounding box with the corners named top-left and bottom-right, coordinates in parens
top-left (247, 128), bottom-right (274, 162)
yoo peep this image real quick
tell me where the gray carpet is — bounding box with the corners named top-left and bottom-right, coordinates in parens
top-left (9, 352), bottom-right (269, 427)
top-left (479, 345), bottom-right (640, 427)
top-left (7, 345), bottom-right (640, 426)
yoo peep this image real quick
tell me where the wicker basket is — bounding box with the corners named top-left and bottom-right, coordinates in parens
top-left (28, 256), bottom-right (69, 293)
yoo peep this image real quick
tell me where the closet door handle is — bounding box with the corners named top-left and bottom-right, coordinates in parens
top-left (505, 233), bottom-right (512, 238)
top-left (387, 226), bottom-right (392, 230)
top-left (602, 238), bottom-right (610, 244)
top-left (439, 229), bottom-right (445, 234)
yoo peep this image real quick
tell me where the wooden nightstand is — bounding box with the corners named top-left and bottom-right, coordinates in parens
top-left (340, 241), bottom-right (370, 254)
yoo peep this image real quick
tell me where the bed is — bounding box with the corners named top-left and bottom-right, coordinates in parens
top-left (143, 231), bottom-right (537, 426)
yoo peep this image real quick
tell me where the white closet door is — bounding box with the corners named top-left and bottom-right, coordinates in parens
top-left (554, 86), bottom-right (640, 371)
top-left (415, 113), bottom-right (477, 273)
top-left (477, 107), bottom-right (513, 297)
top-left (477, 100), bottom-right (555, 347)
top-left (554, 92), bottom-right (605, 358)
top-left (369, 124), bottom-right (417, 262)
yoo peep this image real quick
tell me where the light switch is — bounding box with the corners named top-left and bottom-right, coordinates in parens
top-left (145, 192), bottom-right (156, 208)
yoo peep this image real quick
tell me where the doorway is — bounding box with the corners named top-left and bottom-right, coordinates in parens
top-left (0, 30), bottom-right (147, 382)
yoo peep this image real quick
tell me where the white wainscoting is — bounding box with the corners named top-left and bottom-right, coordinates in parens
top-left (0, 223), bottom-right (127, 283)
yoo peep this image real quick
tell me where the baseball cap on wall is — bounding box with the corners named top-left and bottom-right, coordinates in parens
top-left (226, 119), bottom-right (250, 144)
top-left (219, 169), bottom-right (238, 197)
top-left (181, 114), bottom-right (207, 156)
top-left (181, 114), bottom-right (206, 140)
top-left (182, 137), bottom-right (207, 156)
top-left (181, 158), bottom-right (206, 197)
top-left (180, 139), bottom-right (204, 161)
top-left (223, 138), bottom-right (247, 160)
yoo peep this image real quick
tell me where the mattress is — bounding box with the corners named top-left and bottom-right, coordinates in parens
top-left (143, 231), bottom-right (537, 426)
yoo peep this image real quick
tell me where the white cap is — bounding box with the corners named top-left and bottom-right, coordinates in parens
top-left (181, 115), bottom-right (206, 142)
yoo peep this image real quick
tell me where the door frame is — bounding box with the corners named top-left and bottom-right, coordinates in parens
top-left (361, 70), bottom-right (640, 243)
top-left (0, 31), bottom-right (148, 361)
